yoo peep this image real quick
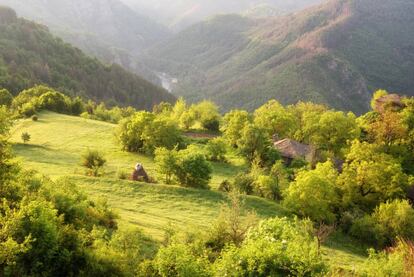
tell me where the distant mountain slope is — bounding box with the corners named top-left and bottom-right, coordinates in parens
top-left (0, 7), bottom-right (175, 110)
top-left (0, 0), bottom-right (171, 84)
top-left (121, 0), bottom-right (322, 31)
top-left (146, 0), bottom-right (414, 113)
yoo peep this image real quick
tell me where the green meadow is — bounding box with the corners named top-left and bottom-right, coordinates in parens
top-left (10, 111), bottom-right (368, 272)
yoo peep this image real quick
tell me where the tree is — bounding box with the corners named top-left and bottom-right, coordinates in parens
top-left (21, 132), bottom-right (31, 144)
top-left (303, 111), bottom-right (359, 156)
top-left (283, 161), bottom-right (339, 223)
top-left (175, 150), bottom-right (212, 189)
top-left (254, 100), bottom-right (297, 138)
top-left (237, 123), bottom-right (271, 163)
top-left (205, 137), bottom-right (227, 162)
top-left (81, 149), bottom-right (106, 176)
top-left (221, 110), bottom-right (251, 147)
top-left (0, 88), bottom-right (13, 107)
top-left (191, 101), bottom-right (221, 131)
top-left (118, 112), bottom-right (182, 154)
top-left (367, 110), bottom-right (408, 146)
top-left (154, 147), bottom-right (178, 184)
top-left (337, 141), bottom-right (408, 212)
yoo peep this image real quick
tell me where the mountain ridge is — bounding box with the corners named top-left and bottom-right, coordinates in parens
top-left (0, 6), bottom-right (175, 110)
top-left (145, 0), bottom-right (414, 113)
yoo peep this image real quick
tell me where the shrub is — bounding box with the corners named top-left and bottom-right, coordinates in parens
top-left (154, 147), bottom-right (179, 184)
top-left (117, 169), bottom-right (129, 180)
top-left (214, 217), bottom-right (326, 276)
top-left (232, 173), bottom-right (254, 195)
top-left (0, 88), bottom-right (13, 107)
top-left (218, 180), bottom-right (232, 193)
top-left (21, 132), bottom-right (31, 144)
top-left (81, 150), bottom-right (106, 176)
top-left (253, 175), bottom-right (280, 201)
top-left (31, 115), bottom-right (38, 121)
top-left (205, 137), bottom-right (227, 162)
top-left (350, 200), bottom-right (414, 248)
top-left (175, 151), bottom-right (212, 189)
top-left (151, 243), bottom-right (212, 277)
top-left (118, 112), bottom-right (182, 154)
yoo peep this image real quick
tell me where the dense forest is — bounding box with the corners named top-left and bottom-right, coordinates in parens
top-left (0, 7), bottom-right (175, 110)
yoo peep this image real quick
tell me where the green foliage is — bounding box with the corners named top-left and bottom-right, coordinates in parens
top-left (337, 141), bottom-right (409, 212)
top-left (21, 132), bottom-right (30, 144)
top-left (81, 149), bottom-right (106, 177)
top-left (351, 200), bottom-right (414, 247)
top-left (254, 100), bottom-right (297, 138)
top-left (150, 243), bottom-right (212, 277)
top-left (154, 147), bottom-right (179, 184)
top-left (221, 109), bottom-right (251, 147)
top-left (236, 123), bottom-right (273, 163)
top-left (0, 88), bottom-right (12, 107)
top-left (283, 161), bottom-right (339, 223)
top-left (119, 111), bottom-right (183, 154)
top-left (154, 147), bottom-right (212, 189)
top-left (205, 137), bottom-right (227, 162)
top-left (175, 149), bottom-right (212, 189)
top-left (214, 217), bottom-right (326, 276)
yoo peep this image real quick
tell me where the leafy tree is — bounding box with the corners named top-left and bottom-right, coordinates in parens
top-left (0, 88), bottom-right (13, 107)
top-left (253, 175), bottom-right (280, 201)
top-left (205, 137), bottom-right (227, 162)
top-left (221, 110), bottom-right (251, 147)
top-left (119, 112), bottom-right (182, 154)
top-left (81, 149), bottom-right (106, 176)
top-left (254, 100), bottom-right (297, 138)
top-left (21, 132), bottom-right (31, 144)
top-left (283, 161), bottom-right (339, 223)
top-left (337, 141), bottom-right (408, 212)
top-left (237, 123), bottom-right (272, 163)
top-left (367, 110), bottom-right (408, 146)
top-left (302, 110), bottom-right (359, 156)
top-left (175, 150), bottom-right (212, 189)
top-left (191, 101), bottom-right (221, 131)
top-left (154, 147), bottom-right (179, 184)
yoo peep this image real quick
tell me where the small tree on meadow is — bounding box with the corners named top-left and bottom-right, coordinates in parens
top-left (21, 132), bottom-right (31, 144)
top-left (81, 149), bottom-right (106, 177)
top-left (154, 147), bottom-right (178, 184)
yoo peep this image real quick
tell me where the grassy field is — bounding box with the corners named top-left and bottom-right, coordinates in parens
top-left (10, 111), bottom-right (368, 272)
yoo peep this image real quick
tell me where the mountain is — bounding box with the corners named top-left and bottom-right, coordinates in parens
top-left (120, 0), bottom-right (322, 31)
top-left (0, 7), bottom-right (175, 110)
top-left (0, 0), bottom-right (172, 84)
top-left (145, 0), bottom-right (414, 114)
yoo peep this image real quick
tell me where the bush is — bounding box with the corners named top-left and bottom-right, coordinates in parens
top-left (151, 243), bottom-right (212, 277)
top-left (205, 137), bottom-right (227, 162)
top-left (21, 132), bottom-right (31, 144)
top-left (118, 112), bottom-right (183, 154)
top-left (218, 180), bottom-right (232, 193)
top-left (31, 115), bottom-right (38, 121)
top-left (117, 169), bottom-right (129, 180)
top-left (232, 173), bottom-right (254, 195)
top-left (0, 88), bottom-right (13, 107)
top-left (81, 150), bottom-right (106, 176)
top-left (214, 217), bottom-right (326, 276)
top-left (351, 200), bottom-right (414, 248)
top-left (175, 151), bottom-right (212, 189)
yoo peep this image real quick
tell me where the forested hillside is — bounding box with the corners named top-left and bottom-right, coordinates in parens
top-left (0, 0), bottom-right (171, 83)
top-left (147, 0), bottom-right (414, 114)
top-left (0, 7), bottom-right (175, 110)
